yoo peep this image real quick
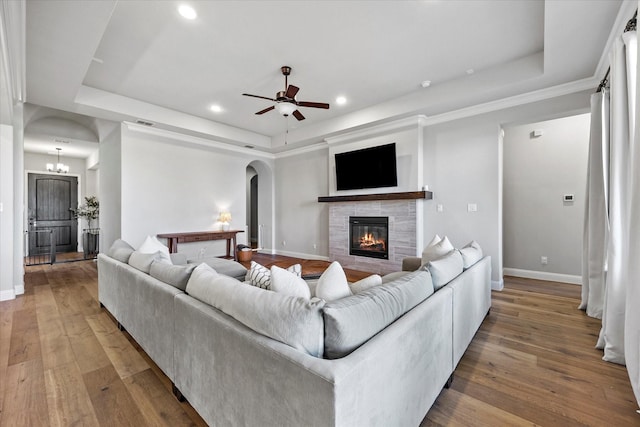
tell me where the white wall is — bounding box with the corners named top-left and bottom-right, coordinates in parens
top-left (420, 91), bottom-right (591, 287)
top-left (0, 124), bottom-right (15, 300)
top-left (274, 147), bottom-right (329, 258)
top-left (120, 124), bottom-right (272, 260)
top-left (503, 113), bottom-right (589, 279)
top-left (99, 126), bottom-right (122, 251)
top-left (423, 117), bottom-right (503, 286)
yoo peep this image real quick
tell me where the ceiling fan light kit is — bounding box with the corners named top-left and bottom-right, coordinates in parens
top-left (242, 66), bottom-right (330, 121)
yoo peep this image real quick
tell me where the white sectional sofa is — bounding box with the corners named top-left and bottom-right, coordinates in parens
top-left (97, 239), bottom-right (491, 426)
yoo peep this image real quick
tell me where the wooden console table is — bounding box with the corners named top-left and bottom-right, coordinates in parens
top-left (157, 230), bottom-right (244, 260)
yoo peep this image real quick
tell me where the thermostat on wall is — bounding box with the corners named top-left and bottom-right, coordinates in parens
top-left (563, 194), bottom-right (574, 202)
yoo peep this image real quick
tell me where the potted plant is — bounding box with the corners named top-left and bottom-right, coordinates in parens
top-left (71, 196), bottom-right (100, 229)
top-left (71, 196), bottom-right (100, 258)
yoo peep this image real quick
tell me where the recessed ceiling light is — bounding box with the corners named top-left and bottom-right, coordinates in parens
top-left (178, 4), bottom-right (197, 20)
top-left (210, 104), bottom-right (222, 113)
top-left (466, 68), bottom-right (475, 75)
top-left (336, 96), bottom-right (347, 105)
top-left (420, 80), bottom-right (431, 88)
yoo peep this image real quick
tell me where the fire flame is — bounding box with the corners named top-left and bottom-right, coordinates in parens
top-left (359, 233), bottom-right (386, 251)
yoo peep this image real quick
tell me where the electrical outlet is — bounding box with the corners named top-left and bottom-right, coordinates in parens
top-left (541, 256), bottom-right (548, 265)
top-left (436, 204), bottom-right (444, 212)
top-left (282, 240), bottom-right (286, 247)
top-left (313, 243), bottom-right (317, 250)
top-left (199, 248), bottom-right (206, 259)
top-left (467, 203), bottom-right (478, 212)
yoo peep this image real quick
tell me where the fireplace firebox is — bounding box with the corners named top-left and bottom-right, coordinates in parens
top-left (349, 216), bottom-right (389, 259)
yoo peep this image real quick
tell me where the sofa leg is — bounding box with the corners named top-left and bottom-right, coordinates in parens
top-left (444, 374), bottom-right (454, 389)
top-left (117, 322), bottom-right (125, 332)
top-left (172, 383), bottom-right (186, 402)
top-left (99, 302), bottom-right (104, 309)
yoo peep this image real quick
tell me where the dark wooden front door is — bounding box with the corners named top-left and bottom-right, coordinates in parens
top-left (28, 173), bottom-right (78, 254)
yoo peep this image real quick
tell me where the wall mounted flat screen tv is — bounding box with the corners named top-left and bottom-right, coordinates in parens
top-left (335, 143), bottom-right (398, 191)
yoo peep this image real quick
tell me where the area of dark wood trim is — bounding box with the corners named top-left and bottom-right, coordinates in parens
top-left (317, 190), bottom-right (433, 203)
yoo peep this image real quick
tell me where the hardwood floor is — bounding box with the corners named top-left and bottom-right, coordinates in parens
top-left (1, 258), bottom-right (638, 426)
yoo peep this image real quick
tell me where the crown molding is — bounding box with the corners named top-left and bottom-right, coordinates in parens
top-left (122, 121), bottom-right (275, 160)
top-left (324, 115), bottom-right (428, 146)
top-left (422, 77), bottom-right (597, 127)
top-left (274, 141), bottom-right (328, 159)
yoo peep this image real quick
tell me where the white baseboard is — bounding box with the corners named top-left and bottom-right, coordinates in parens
top-left (491, 279), bottom-right (504, 291)
top-left (0, 289), bottom-right (15, 301)
top-left (272, 249), bottom-right (330, 262)
top-left (503, 268), bottom-right (581, 285)
top-left (14, 284), bottom-right (25, 295)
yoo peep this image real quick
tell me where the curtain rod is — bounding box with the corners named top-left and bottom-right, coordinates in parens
top-left (597, 9), bottom-right (637, 92)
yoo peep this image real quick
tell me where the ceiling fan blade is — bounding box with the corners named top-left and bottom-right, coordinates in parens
top-left (243, 93), bottom-right (277, 102)
top-left (298, 101), bottom-right (330, 109)
top-left (285, 85), bottom-right (299, 99)
top-left (255, 106), bottom-right (275, 115)
top-left (292, 110), bottom-right (305, 121)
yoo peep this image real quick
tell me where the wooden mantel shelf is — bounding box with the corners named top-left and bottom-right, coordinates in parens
top-left (318, 190), bottom-right (433, 203)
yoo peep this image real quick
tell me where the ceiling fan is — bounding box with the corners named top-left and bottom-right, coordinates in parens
top-left (242, 66), bottom-right (330, 121)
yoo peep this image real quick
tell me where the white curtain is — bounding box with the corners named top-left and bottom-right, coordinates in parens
top-left (583, 26), bottom-right (638, 407)
top-left (625, 22), bottom-right (640, 408)
top-left (580, 90), bottom-right (609, 319)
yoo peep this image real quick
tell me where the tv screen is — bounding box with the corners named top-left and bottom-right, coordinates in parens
top-left (335, 143), bottom-right (398, 191)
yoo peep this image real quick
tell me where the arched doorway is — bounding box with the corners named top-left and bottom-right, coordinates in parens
top-left (246, 160), bottom-right (274, 253)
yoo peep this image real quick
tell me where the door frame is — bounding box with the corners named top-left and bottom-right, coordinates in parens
top-left (24, 169), bottom-right (83, 254)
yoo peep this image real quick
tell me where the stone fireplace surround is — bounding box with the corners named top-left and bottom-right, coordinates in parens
top-left (329, 199), bottom-right (419, 275)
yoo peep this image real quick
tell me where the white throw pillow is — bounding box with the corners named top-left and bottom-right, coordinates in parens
top-left (138, 235), bottom-right (172, 265)
top-left (427, 249), bottom-right (464, 290)
top-left (421, 235), bottom-right (454, 265)
top-left (315, 261), bottom-right (352, 302)
top-left (270, 265), bottom-right (311, 300)
top-left (349, 274), bottom-right (382, 294)
top-left (459, 240), bottom-right (483, 269)
top-left (247, 261), bottom-right (302, 290)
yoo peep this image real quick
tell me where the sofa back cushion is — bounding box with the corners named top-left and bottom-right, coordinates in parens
top-left (128, 251), bottom-right (163, 274)
top-left (107, 239), bottom-right (135, 263)
top-left (459, 240), bottom-right (483, 269)
top-left (149, 261), bottom-right (197, 291)
top-left (322, 271), bottom-right (434, 359)
top-left (427, 250), bottom-right (464, 290)
top-left (421, 235), bottom-right (454, 265)
top-left (186, 263), bottom-right (325, 358)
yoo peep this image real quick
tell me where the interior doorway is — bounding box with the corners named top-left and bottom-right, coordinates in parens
top-left (27, 173), bottom-right (78, 258)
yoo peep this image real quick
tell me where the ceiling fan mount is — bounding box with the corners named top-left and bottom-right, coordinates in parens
top-left (242, 66), bottom-right (330, 121)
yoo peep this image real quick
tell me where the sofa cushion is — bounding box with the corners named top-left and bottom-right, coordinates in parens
top-left (270, 265), bottom-right (311, 299)
top-left (149, 261), bottom-right (197, 291)
top-left (246, 261), bottom-right (301, 290)
top-left (381, 271), bottom-right (411, 284)
top-left (128, 251), bottom-right (163, 274)
top-left (421, 235), bottom-right (454, 265)
top-left (169, 252), bottom-right (188, 265)
top-left (139, 235), bottom-right (172, 265)
top-left (427, 250), bottom-right (464, 290)
top-left (349, 274), bottom-right (382, 294)
top-left (459, 241), bottom-right (483, 269)
top-left (323, 271), bottom-right (434, 359)
top-left (186, 263), bottom-right (325, 357)
top-left (315, 261), bottom-right (352, 302)
top-left (107, 239), bottom-right (135, 263)
top-left (195, 257), bottom-right (248, 281)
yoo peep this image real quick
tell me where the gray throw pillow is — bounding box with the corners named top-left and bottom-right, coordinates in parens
top-left (186, 263), bottom-right (325, 357)
top-left (107, 239), bottom-right (135, 263)
top-left (427, 249), bottom-right (464, 290)
top-left (323, 271), bottom-right (434, 359)
top-left (149, 261), bottom-right (197, 291)
top-left (128, 251), bottom-right (162, 274)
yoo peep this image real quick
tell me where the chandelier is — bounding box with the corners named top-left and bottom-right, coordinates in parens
top-left (46, 148), bottom-right (69, 174)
